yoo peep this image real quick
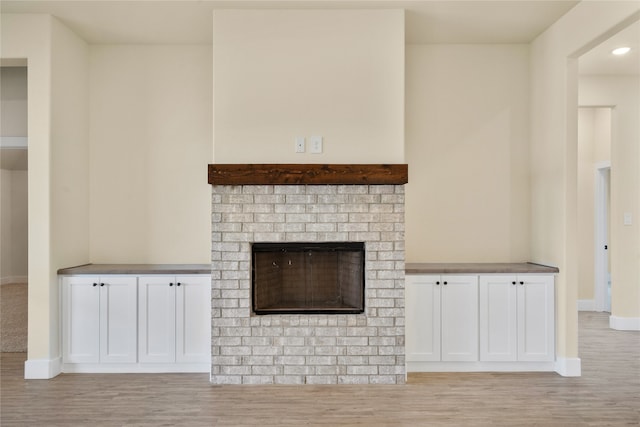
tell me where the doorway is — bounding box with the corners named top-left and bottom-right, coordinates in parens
top-left (594, 163), bottom-right (611, 312)
top-left (577, 16), bottom-right (639, 329)
top-left (577, 107), bottom-right (612, 313)
top-left (0, 64), bottom-right (28, 353)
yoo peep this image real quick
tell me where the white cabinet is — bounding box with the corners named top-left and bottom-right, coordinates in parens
top-left (406, 275), bottom-right (440, 362)
top-left (480, 275), bottom-right (555, 362)
top-left (62, 276), bottom-right (137, 364)
top-left (406, 275), bottom-right (478, 363)
top-left (406, 271), bottom-right (556, 373)
top-left (61, 272), bottom-right (211, 373)
top-left (138, 275), bottom-right (211, 365)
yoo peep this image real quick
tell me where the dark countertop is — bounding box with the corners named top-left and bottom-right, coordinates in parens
top-left (405, 263), bottom-right (559, 274)
top-left (59, 262), bottom-right (557, 276)
top-left (58, 264), bottom-right (211, 275)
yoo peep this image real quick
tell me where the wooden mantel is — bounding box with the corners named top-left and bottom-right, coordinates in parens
top-left (208, 164), bottom-right (408, 185)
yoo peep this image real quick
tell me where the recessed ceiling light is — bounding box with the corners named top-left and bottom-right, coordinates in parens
top-left (612, 47), bottom-right (631, 56)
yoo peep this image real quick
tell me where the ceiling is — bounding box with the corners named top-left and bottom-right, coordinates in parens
top-left (0, 1), bottom-right (636, 74)
top-left (579, 20), bottom-right (640, 75)
top-left (1, 0), bottom-right (579, 45)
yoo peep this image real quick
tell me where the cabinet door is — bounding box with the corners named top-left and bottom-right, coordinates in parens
top-left (175, 276), bottom-right (211, 364)
top-left (441, 275), bottom-right (478, 362)
top-left (479, 275), bottom-right (517, 361)
top-left (99, 276), bottom-right (137, 363)
top-left (517, 275), bottom-right (555, 361)
top-left (138, 276), bottom-right (176, 363)
top-left (405, 275), bottom-right (441, 362)
top-left (62, 276), bottom-right (101, 363)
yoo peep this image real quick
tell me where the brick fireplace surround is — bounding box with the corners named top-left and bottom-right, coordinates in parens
top-left (209, 164), bottom-right (407, 385)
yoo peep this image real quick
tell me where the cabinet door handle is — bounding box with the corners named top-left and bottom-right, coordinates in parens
top-left (176, 282), bottom-right (181, 287)
top-left (436, 281), bottom-right (440, 285)
top-left (100, 283), bottom-right (105, 287)
top-left (169, 282), bottom-right (174, 287)
top-left (512, 281), bottom-right (516, 285)
top-left (93, 283), bottom-right (98, 287)
top-left (519, 281), bottom-right (524, 285)
top-left (443, 281), bottom-right (448, 285)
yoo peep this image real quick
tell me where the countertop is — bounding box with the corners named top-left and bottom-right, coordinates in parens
top-left (59, 262), bottom-right (558, 276)
top-left (405, 263), bottom-right (559, 274)
top-left (57, 264), bottom-right (211, 275)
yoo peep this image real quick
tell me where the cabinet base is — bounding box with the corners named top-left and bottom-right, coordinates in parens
top-left (407, 361), bottom-right (556, 373)
top-left (62, 363), bottom-right (210, 374)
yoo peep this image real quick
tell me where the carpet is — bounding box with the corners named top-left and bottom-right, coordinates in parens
top-left (1, 283), bottom-right (28, 352)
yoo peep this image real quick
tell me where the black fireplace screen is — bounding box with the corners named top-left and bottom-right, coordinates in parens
top-left (252, 242), bottom-right (365, 314)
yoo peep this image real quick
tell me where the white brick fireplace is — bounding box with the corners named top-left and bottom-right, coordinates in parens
top-left (210, 166), bottom-right (407, 385)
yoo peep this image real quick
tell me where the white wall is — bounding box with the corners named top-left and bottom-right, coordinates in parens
top-left (89, 45), bottom-right (212, 263)
top-left (530, 2), bottom-right (639, 371)
top-left (213, 10), bottom-right (404, 164)
top-left (580, 75), bottom-right (640, 322)
top-left (405, 44), bottom-right (530, 263)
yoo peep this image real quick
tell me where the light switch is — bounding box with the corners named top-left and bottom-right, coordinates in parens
top-left (624, 212), bottom-right (632, 225)
top-left (295, 137), bottom-right (305, 153)
top-left (310, 136), bottom-right (323, 154)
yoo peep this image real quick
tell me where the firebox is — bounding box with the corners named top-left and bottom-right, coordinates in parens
top-left (252, 242), bottom-right (365, 315)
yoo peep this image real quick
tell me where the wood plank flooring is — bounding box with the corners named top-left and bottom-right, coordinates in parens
top-left (1, 312), bottom-right (638, 426)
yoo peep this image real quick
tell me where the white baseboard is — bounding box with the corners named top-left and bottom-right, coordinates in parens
top-left (24, 357), bottom-right (62, 379)
top-left (610, 315), bottom-right (640, 331)
top-left (577, 299), bottom-right (595, 311)
top-left (554, 357), bottom-right (581, 377)
top-left (1, 276), bottom-right (28, 285)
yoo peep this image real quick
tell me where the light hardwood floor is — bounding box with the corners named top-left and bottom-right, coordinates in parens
top-left (1, 312), bottom-right (638, 426)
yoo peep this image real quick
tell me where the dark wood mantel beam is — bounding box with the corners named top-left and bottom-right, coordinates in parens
top-left (208, 164), bottom-right (408, 185)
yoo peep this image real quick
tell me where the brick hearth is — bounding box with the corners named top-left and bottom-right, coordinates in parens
top-left (210, 182), bottom-right (406, 385)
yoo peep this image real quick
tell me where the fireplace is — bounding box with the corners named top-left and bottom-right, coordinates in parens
top-left (252, 242), bottom-right (365, 314)
top-left (209, 164), bottom-right (408, 385)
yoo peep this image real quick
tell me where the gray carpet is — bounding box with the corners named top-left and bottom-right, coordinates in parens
top-left (0, 283), bottom-right (28, 352)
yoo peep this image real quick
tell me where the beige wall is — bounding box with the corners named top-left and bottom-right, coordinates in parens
top-left (530, 2), bottom-right (639, 366)
top-left (49, 17), bottom-right (91, 360)
top-left (580, 75), bottom-right (640, 320)
top-left (405, 44), bottom-right (530, 263)
top-left (1, 13), bottom-right (56, 369)
top-left (1, 14), bottom-right (91, 374)
top-left (2, 16), bottom-right (213, 374)
top-left (577, 107), bottom-right (611, 301)
top-left (212, 10), bottom-right (404, 164)
top-left (89, 45), bottom-right (212, 263)
top-left (51, 16), bottom-right (91, 278)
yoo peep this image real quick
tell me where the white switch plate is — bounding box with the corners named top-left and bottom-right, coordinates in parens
top-left (310, 136), bottom-right (323, 154)
top-left (295, 137), bottom-right (305, 153)
top-left (624, 212), bottom-right (632, 225)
